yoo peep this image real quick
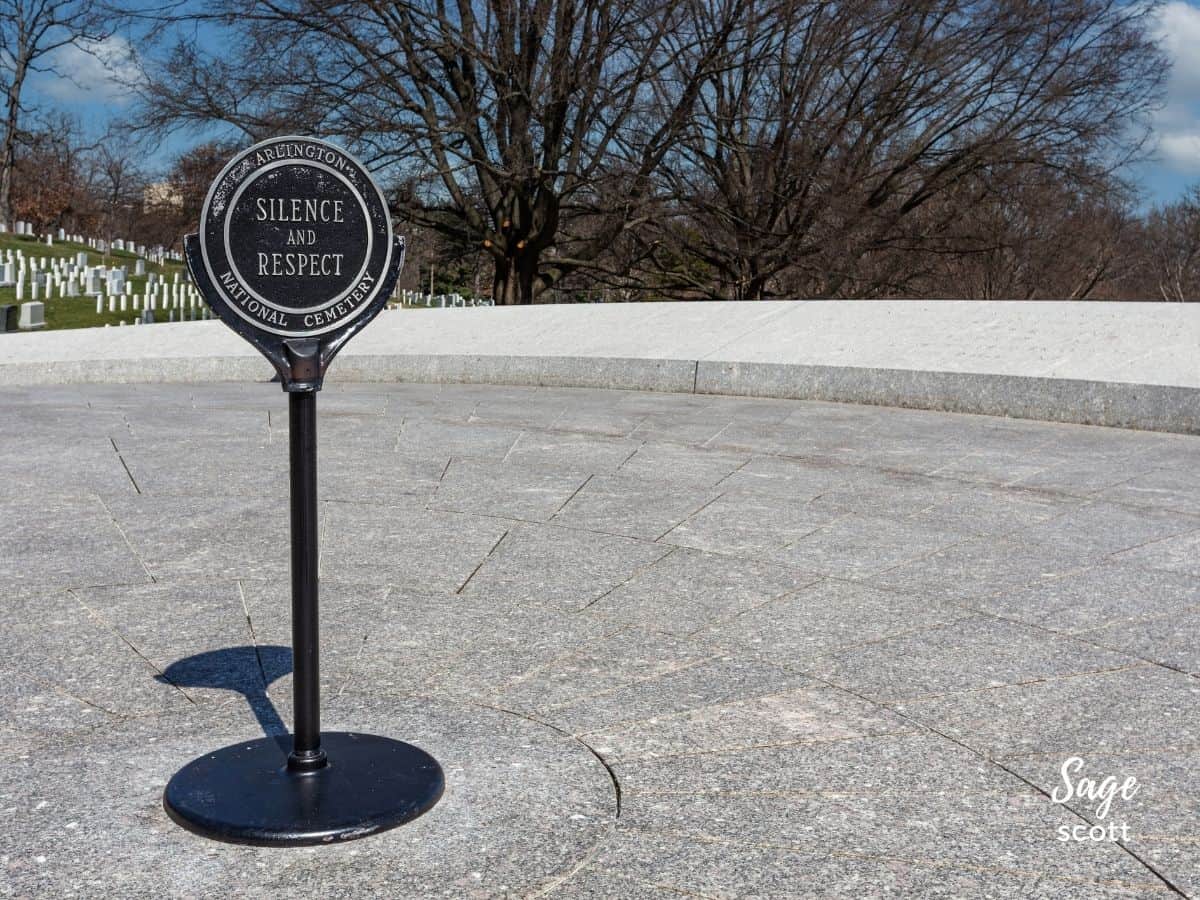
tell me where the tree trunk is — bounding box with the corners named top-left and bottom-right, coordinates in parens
top-left (0, 53), bottom-right (29, 232)
top-left (492, 252), bottom-right (543, 305)
top-left (745, 273), bottom-right (768, 301)
top-left (0, 152), bottom-right (11, 231)
top-left (0, 84), bottom-right (20, 230)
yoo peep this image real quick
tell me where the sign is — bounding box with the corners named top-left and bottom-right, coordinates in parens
top-left (166, 138), bottom-right (442, 847)
top-left (187, 135), bottom-right (405, 389)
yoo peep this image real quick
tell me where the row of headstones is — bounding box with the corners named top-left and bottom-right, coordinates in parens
top-left (0, 298), bottom-right (212, 332)
top-left (395, 289), bottom-right (495, 308)
top-left (0, 222), bottom-right (59, 240)
top-left (0, 246), bottom-right (147, 274)
top-left (111, 306), bottom-right (212, 326)
top-left (1, 247), bottom-right (198, 309)
top-left (0, 221), bottom-right (183, 264)
top-left (99, 275), bottom-right (201, 315)
top-left (94, 288), bottom-right (205, 315)
top-left (0, 241), bottom-right (205, 330)
top-left (2, 248), bottom-right (135, 297)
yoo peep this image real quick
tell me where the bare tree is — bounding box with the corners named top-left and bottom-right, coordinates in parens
top-left (136, 0), bottom-right (747, 304)
top-left (644, 0), bottom-right (1165, 300)
top-left (1142, 186), bottom-right (1200, 302)
top-left (134, 0), bottom-right (1168, 303)
top-left (0, 0), bottom-right (109, 229)
top-left (923, 172), bottom-right (1133, 301)
top-left (87, 136), bottom-right (147, 240)
top-left (9, 113), bottom-right (90, 229)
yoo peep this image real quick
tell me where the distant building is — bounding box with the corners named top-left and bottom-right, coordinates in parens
top-left (143, 182), bottom-right (183, 209)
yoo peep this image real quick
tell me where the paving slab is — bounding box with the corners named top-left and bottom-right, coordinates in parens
top-left (808, 616), bottom-right (1137, 702)
top-left (0, 432), bottom-right (136, 501)
top-left (613, 791), bottom-right (1169, 893)
top-left (612, 440), bottom-right (750, 487)
top-left (502, 430), bottom-right (642, 474)
top-left (967, 561), bottom-right (1200, 636)
top-left (578, 678), bottom-right (903, 761)
top-left (660, 491), bottom-right (836, 556)
top-left (320, 501), bottom-right (510, 592)
top-left (457, 522), bottom-right (671, 610)
top-left (431, 458), bottom-right (589, 522)
top-left (1, 382), bottom-right (1197, 897)
top-left (577, 830), bottom-right (1174, 898)
top-left (0, 494), bottom-right (151, 592)
top-left (584, 547), bottom-right (819, 635)
top-left (866, 534), bottom-right (1098, 604)
top-left (549, 473), bottom-right (723, 541)
top-left (894, 666), bottom-right (1200, 758)
top-left (697, 578), bottom-right (969, 663)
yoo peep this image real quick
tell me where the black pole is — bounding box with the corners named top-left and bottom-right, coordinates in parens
top-left (287, 390), bottom-right (326, 772)
top-left (163, 380), bottom-right (443, 845)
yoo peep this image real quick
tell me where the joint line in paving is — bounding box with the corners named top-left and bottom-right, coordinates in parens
top-left (455, 528), bottom-right (510, 595)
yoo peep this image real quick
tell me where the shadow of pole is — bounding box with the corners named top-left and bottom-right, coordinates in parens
top-left (156, 645), bottom-right (293, 746)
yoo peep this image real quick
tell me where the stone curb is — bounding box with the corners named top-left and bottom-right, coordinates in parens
top-left (2, 352), bottom-right (1197, 434)
top-left (696, 361), bottom-right (1200, 435)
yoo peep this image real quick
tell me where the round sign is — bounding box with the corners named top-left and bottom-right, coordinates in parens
top-left (199, 136), bottom-right (392, 338)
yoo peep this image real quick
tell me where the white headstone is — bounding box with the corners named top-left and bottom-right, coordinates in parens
top-left (18, 302), bottom-right (44, 330)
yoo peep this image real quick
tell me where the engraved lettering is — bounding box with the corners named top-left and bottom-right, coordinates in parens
top-left (255, 198), bottom-right (345, 224)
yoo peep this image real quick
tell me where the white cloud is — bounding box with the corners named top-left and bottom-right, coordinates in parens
top-left (1160, 133), bottom-right (1200, 169)
top-left (1156, 2), bottom-right (1200, 93)
top-left (1152, 2), bottom-right (1200, 174)
top-left (32, 35), bottom-right (143, 105)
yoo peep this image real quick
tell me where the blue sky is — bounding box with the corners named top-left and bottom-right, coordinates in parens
top-left (1129, 0), bottom-right (1200, 205)
top-left (23, 1), bottom-right (1200, 209)
top-left (23, 11), bottom-right (221, 172)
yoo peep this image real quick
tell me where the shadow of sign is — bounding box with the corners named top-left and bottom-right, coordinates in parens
top-left (157, 645), bottom-right (293, 749)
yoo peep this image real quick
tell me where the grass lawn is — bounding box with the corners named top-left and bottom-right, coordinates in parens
top-left (0, 233), bottom-right (190, 331)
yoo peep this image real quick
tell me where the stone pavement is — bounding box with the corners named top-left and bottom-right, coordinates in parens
top-left (2, 382), bottom-right (1200, 898)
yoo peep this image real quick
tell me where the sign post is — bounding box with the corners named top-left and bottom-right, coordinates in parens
top-left (163, 136), bottom-right (443, 846)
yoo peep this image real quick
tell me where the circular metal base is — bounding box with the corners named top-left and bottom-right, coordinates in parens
top-left (163, 732), bottom-right (444, 846)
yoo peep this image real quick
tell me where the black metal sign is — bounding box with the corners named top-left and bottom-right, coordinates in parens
top-left (186, 135), bottom-right (405, 390)
top-left (166, 136), bottom-right (443, 847)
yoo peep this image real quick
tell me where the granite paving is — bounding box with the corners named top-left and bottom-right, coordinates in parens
top-left (1, 382), bottom-right (1199, 898)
